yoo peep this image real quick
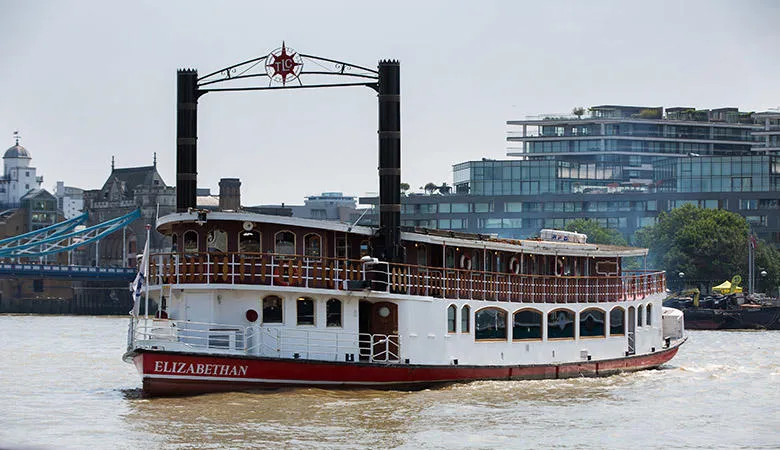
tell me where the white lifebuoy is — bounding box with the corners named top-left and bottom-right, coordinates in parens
top-left (508, 255), bottom-right (521, 275)
top-left (459, 254), bottom-right (472, 270)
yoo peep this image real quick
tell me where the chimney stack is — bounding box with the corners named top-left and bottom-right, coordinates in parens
top-left (218, 178), bottom-right (241, 211)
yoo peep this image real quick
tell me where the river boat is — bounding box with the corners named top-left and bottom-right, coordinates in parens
top-left (123, 219), bottom-right (686, 396)
top-left (123, 58), bottom-right (684, 396)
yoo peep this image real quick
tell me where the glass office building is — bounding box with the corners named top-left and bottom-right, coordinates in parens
top-left (362, 106), bottom-right (780, 247)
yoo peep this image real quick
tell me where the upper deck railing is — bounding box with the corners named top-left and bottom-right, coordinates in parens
top-left (147, 252), bottom-right (665, 303)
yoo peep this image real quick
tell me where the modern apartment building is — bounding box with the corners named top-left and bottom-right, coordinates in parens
top-left (364, 105), bottom-right (780, 247)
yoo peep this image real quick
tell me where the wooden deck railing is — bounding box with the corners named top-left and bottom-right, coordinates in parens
top-left (147, 252), bottom-right (666, 303)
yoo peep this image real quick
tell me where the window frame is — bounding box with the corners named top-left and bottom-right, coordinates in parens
top-left (461, 305), bottom-right (470, 333)
top-left (296, 296), bottom-right (315, 326)
top-left (238, 230), bottom-right (262, 254)
top-left (547, 308), bottom-right (575, 340)
top-left (511, 308), bottom-right (543, 341)
top-left (274, 230), bottom-right (297, 257)
top-left (474, 307), bottom-right (508, 341)
top-left (447, 304), bottom-right (457, 333)
top-left (609, 306), bottom-right (625, 336)
top-left (304, 233), bottom-right (322, 260)
top-left (326, 298), bottom-right (342, 328)
top-left (183, 230), bottom-right (199, 253)
top-left (579, 308), bottom-right (606, 338)
top-left (262, 295), bottom-right (283, 324)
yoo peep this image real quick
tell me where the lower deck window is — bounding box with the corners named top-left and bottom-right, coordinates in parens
top-left (610, 308), bottom-right (625, 335)
top-left (548, 309), bottom-right (574, 339)
top-left (326, 299), bottom-right (342, 327)
top-left (297, 297), bottom-right (315, 325)
top-left (262, 296), bottom-right (283, 323)
top-left (513, 309), bottom-right (542, 340)
top-left (580, 309), bottom-right (606, 337)
top-left (475, 308), bottom-right (507, 340)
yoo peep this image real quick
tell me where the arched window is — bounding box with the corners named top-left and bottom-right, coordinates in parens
top-left (447, 304), bottom-right (457, 333)
top-left (610, 307), bottom-right (625, 335)
top-left (275, 231), bottom-right (296, 256)
top-left (461, 305), bottom-right (470, 333)
top-left (296, 297), bottom-right (315, 325)
top-left (547, 309), bottom-right (575, 339)
top-left (637, 305), bottom-right (645, 327)
top-left (239, 230), bottom-right (261, 253)
top-left (580, 308), bottom-right (606, 338)
top-left (646, 303), bottom-right (653, 326)
top-left (262, 295), bottom-right (283, 324)
top-left (513, 309), bottom-right (542, 340)
top-left (326, 299), bottom-right (342, 327)
top-left (183, 230), bottom-right (198, 253)
top-left (207, 229), bottom-right (228, 253)
top-left (304, 233), bottom-right (322, 259)
top-left (475, 307), bottom-right (507, 340)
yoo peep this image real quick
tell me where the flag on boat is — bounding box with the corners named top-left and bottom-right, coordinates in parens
top-left (131, 237), bottom-right (149, 316)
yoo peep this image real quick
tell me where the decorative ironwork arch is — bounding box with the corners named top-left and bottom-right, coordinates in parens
top-left (195, 42), bottom-right (378, 94)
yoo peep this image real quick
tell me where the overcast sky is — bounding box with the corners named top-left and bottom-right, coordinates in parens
top-left (1, 0), bottom-right (778, 206)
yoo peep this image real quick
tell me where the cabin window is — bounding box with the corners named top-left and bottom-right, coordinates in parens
top-left (275, 231), bottom-right (296, 256)
top-left (646, 303), bottom-right (653, 326)
top-left (637, 305), bottom-right (644, 327)
top-left (461, 305), bottom-right (470, 333)
top-left (580, 308), bottom-right (606, 338)
top-left (547, 309), bottom-right (575, 339)
top-left (512, 309), bottom-right (542, 340)
top-left (207, 229), bottom-right (228, 253)
top-left (183, 230), bottom-right (198, 253)
top-left (262, 295), bottom-right (283, 324)
top-left (171, 234), bottom-right (178, 252)
top-left (326, 299), bottom-right (342, 327)
top-left (304, 233), bottom-right (322, 259)
top-left (610, 307), bottom-right (625, 335)
top-left (475, 308), bottom-right (507, 340)
top-left (471, 249), bottom-right (482, 271)
top-left (336, 237), bottom-right (350, 259)
top-left (239, 230), bottom-right (261, 253)
top-left (447, 304), bottom-right (457, 333)
top-left (359, 240), bottom-right (371, 257)
top-left (296, 297), bottom-right (315, 325)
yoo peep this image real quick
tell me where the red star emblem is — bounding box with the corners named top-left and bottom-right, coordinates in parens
top-left (265, 42), bottom-right (302, 85)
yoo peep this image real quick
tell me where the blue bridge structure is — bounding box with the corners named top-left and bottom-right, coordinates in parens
top-left (0, 209), bottom-right (142, 281)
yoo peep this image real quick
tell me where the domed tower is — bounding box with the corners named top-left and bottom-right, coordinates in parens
top-left (1, 132), bottom-right (42, 206)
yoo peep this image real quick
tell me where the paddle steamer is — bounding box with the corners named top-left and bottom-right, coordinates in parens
top-left (123, 55), bottom-right (685, 396)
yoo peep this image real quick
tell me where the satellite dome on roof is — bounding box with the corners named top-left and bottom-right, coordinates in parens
top-left (4, 143), bottom-right (31, 159)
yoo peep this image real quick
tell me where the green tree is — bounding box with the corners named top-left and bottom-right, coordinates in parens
top-left (633, 204), bottom-right (750, 285)
top-left (400, 182), bottom-right (410, 195)
top-left (755, 240), bottom-right (780, 296)
top-left (564, 218), bottom-right (627, 246)
top-left (422, 182), bottom-right (438, 195)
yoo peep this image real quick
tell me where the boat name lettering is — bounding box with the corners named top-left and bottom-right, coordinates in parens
top-left (153, 361), bottom-right (248, 377)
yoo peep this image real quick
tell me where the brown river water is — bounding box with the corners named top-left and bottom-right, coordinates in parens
top-left (0, 315), bottom-right (777, 449)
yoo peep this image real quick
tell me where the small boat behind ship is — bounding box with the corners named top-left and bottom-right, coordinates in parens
top-left (123, 217), bottom-right (686, 396)
top-left (664, 291), bottom-right (780, 330)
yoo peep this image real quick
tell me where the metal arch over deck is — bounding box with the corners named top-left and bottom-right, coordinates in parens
top-left (0, 209), bottom-right (141, 258)
top-left (176, 42), bottom-right (404, 263)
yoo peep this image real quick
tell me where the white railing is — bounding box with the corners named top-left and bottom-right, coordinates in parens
top-left (128, 318), bottom-right (400, 363)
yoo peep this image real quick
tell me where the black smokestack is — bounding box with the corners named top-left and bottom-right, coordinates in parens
top-left (176, 69), bottom-right (199, 212)
top-left (377, 60), bottom-right (403, 263)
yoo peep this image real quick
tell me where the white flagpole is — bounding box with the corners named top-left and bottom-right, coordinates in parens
top-left (144, 224), bottom-right (151, 319)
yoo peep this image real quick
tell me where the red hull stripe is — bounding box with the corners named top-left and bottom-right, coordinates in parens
top-left (133, 340), bottom-right (684, 395)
